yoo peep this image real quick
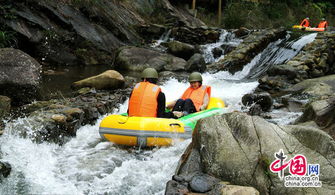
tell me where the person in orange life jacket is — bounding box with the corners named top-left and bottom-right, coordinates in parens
top-left (318, 18), bottom-right (328, 29)
top-left (128, 68), bottom-right (174, 118)
top-left (167, 72), bottom-right (211, 118)
top-left (300, 17), bottom-right (310, 27)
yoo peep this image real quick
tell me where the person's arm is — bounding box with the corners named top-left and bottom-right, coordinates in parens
top-left (199, 93), bottom-right (209, 111)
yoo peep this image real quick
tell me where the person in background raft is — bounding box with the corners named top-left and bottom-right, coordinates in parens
top-left (128, 68), bottom-right (174, 118)
top-left (167, 72), bottom-right (211, 118)
top-left (300, 17), bottom-right (310, 27)
top-left (318, 18), bottom-right (328, 29)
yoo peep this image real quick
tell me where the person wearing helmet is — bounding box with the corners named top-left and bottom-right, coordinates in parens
top-left (128, 68), bottom-right (174, 118)
top-left (300, 17), bottom-right (310, 27)
top-left (167, 72), bottom-right (211, 118)
top-left (318, 18), bottom-right (328, 29)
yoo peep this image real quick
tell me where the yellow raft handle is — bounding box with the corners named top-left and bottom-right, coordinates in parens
top-left (169, 123), bottom-right (181, 127)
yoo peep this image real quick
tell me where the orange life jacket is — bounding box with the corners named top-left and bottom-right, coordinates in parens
top-left (128, 82), bottom-right (161, 117)
top-left (300, 19), bottom-right (310, 27)
top-left (181, 85), bottom-right (211, 111)
top-left (318, 21), bottom-right (328, 28)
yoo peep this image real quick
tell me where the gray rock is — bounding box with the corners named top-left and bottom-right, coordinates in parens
top-left (71, 70), bottom-right (125, 90)
top-left (115, 46), bottom-right (187, 72)
top-left (164, 40), bottom-right (195, 60)
top-left (295, 96), bottom-right (335, 139)
top-left (0, 161), bottom-right (11, 179)
top-left (242, 92), bottom-right (273, 112)
top-left (165, 180), bottom-right (189, 195)
top-left (0, 48), bottom-right (41, 106)
top-left (189, 173), bottom-right (220, 193)
top-left (181, 112), bottom-right (335, 194)
top-left (186, 53), bottom-right (206, 72)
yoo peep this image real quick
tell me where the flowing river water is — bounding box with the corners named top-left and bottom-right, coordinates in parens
top-left (0, 31), bottom-right (317, 194)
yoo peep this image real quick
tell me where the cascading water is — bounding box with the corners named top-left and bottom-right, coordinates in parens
top-left (0, 31), bottom-right (317, 194)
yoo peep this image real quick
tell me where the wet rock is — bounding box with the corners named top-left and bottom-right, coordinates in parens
top-left (115, 46), bottom-right (187, 72)
top-left (212, 47), bottom-right (223, 59)
top-left (51, 114), bottom-right (67, 124)
top-left (0, 48), bottom-right (41, 106)
top-left (186, 53), bottom-right (206, 72)
top-left (0, 96), bottom-right (11, 118)
top-left (165, 180), bottom-right (189, 195)
top-left (213, 184), bottom-right (260, 195)
top-left (212, 29), bottom-right (286, 74)
top-left (189, 173), bottom-right (220, 193)
top-left (285, 75), bottom-right (335, 98)
top-left (233, 27), bottom-right (250, 38)
top-left (158, 71), bottom-right (188, 83)
top-left (163, 40), bottom-right (195, 60)
top-left (181, 112), bottom-right (335, 194)
top-left (242, 92), bottom-right (273, 112)
top-left (0, 161), bottom-right (11, 179)
top-left (8, 89), bottom-right (130, 144)
top-left (170, 27), bottom-right (220, 45)
top-left (71, 70), bottom-right (125, 90)
top-left (295, 96), bottom-right (335, 139)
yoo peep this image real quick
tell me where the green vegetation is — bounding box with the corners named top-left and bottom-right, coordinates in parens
top-left (0, 30), bottom-right (17, 48)
top-left (195, 0), bottom-right (335, 29)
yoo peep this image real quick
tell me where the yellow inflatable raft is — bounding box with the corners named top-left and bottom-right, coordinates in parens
top-left (292, 25), bottom-right (325, 32)
top-left (99, 97), bottom-right (226, 147)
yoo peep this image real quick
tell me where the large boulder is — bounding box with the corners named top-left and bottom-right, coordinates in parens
top-left (285, 74), bottom-right (335, 98)
top-left (186, 53), bottom-right (206, 72)
top-left (163, 40), bottom-right (196, 60)
top-left (71, 70), bottom-right (125, 90)
top-left (0, 48), bottom-right (41, 106)
top-left (173, 112), bottom-right (335, 194)
top-left (295, 96), bottom-right (335, 139)
top-left (115, 46), bottom-right (187, 72)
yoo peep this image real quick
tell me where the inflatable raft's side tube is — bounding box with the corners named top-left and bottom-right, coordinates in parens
top-left (292, 25), bottom-right (325, 32)
top-left (99, 115), bottom-right (192, 147)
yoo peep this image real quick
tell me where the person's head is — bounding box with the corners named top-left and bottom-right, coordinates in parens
top-left (306, 17), bottom-right (310, 20)
top-left (321, 18), bottom-right (326, 21)
top-left (141, 68), bottom-right (158, 84)
top-left (188, 72), bottom-right (202, 89)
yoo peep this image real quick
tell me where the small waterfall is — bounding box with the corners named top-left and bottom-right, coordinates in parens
top-left (244, 33), bottom-right (317, 79)
top-left (201, 30), bottom-right (242, 63)
top-left (150, 29), bottom-right (172, 48)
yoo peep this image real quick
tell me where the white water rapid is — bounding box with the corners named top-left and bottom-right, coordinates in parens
top-left (0, 31), bottom-right (317, 194)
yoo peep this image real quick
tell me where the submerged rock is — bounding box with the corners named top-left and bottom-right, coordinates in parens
top-left (0, 48), bottom-right (41, 106)
top-left (0, 161), bottom-right (11, 180)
